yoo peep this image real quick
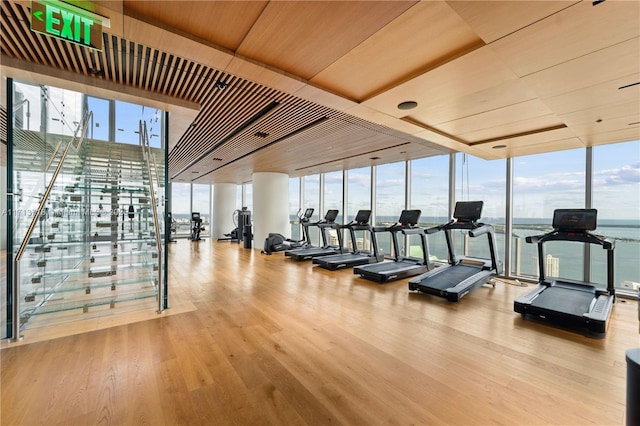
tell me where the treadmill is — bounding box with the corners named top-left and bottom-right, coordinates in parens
top-left (408, 201), bottom-right (503, 302)
top-left (313, 210), bottom-right (384, 270)
top-left (353, 209), bottom-right (432, 283)
top-left (514, 208), bottom-right (615, 337)
top-left (284, 209), bottom-right (345, 261)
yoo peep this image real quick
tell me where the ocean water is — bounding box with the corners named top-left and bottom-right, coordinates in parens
top-left (297, 215), bottom-right (640, 290)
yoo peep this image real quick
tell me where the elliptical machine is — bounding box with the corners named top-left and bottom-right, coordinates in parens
top-left (191, 212), bottom-right (205, 241)
top-left (262, 208), bottom-right (314, 255)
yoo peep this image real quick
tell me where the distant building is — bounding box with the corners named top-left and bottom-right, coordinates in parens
top-left (532, 254), bottom-right (560, 277)
top-left (546, 254), bottom-right (560, 277)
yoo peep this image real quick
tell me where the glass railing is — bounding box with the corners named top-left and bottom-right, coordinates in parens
top-left (10, 106), bottom-right (166, 336)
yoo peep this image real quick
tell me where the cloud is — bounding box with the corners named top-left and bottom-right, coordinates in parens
top-left (324, 172), bottom-right (343, 185)
top-left (514, 174), bottom-right (584, 192)
top-left (346, 172), bottom-right (371, 188)
top-left (595, 162), bottom-right (640, 186)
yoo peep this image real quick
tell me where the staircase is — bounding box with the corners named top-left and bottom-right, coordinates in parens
top-left (11, 115), bottom-right (166, 331)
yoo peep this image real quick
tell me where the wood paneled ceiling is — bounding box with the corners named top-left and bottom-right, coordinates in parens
top-left (1, 0), bottom-right (639, 184)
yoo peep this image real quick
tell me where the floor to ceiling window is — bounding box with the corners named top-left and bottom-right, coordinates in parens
top-left (592, 140), bottom-right (640, 291)
top-left (303, 174), bottom-right (321, 245)
top-left (235, 185), bottom-right (243, 210)
top-left (192, 184), bottom-right (211, 238)
top-left (115, 100), bottom-right (163, 147)
top-left (323, 171), bottom-right (343, 222)
top-left (376, 161), bottom-right (406, 257)
top-left (346, 167), bottom-right (371, 221)
top-left (455, 153), bottom-right (506, 264)
top-left (512, 149), bottom-right (585, 280)
top-left (289, 177), bottom-right (301, 239)
top-left (323, 171), bottom-right (343, 247)
top-left (243, 183), bottom-right (253, 213)
top-left (411, 155), bottom-right (450, 261)
top-left (171, 182), bottom-right (192, 237)
top-left (346, 167), bottom-right (372, 253)
top-left (86, 96), bottom-right (110, 141)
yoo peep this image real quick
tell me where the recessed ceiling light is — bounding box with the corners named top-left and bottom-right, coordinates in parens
top-left (492, 145), bottom-right (507, 149)
top-left (397, 101), bottom-right (418, 110)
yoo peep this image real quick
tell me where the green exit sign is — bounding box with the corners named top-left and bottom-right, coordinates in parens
top-left (30, 0), bottom-right (105, 51)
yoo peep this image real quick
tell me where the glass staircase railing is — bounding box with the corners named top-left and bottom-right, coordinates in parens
top-left (11, 110), bottom-right (166, 336)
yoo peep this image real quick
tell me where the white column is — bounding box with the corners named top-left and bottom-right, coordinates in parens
top-left (212, 183), bottom-right (237, 239)
top-left (252, 172), bottom-right (289, 249)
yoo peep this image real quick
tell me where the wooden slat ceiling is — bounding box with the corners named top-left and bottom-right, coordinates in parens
top-left (1, 0), bottom-right (639, 183)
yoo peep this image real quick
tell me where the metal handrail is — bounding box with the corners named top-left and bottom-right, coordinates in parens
top-left (14, 111), bottom-right (91, 260)
top-left (149, 140), bottom-right (161, 188)
top-left (139, 120), bottom-right (164, 314)
top-left (44, 139), bottom-right (63, 172)
top-left (11, 111), bottom-right (92, 340)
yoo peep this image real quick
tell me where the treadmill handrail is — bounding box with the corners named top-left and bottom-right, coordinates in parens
top-left (426, 217), bottom-right (501, 273)
top-left (469, 223), bottom-right (492, 238)
top-left (426, 223), bottom-right (449, 234)
top-left (443, 219), bottom-right (484, 231)
top-left (527, 229), bottom-right (615, 296)
top-left (525, 230), bottom-right (614, 249)
top-left (341, 221), bottom-right (381, 257)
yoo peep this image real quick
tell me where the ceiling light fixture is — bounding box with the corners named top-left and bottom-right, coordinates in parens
top-left (215, 80), bottom-right (228, 90)
top-left (397, 101), bottom-right (418, 110)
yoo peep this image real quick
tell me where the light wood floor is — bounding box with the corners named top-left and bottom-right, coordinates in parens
top-left (1, 239), bottom-right (639, 425)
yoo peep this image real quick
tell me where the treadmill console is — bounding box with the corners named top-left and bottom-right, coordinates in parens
top-left (324, 209), bottom-right (339, 223)
top-left (552, 209), bottom-right (597, 231)
top-left (354, 209), bottom-right (372, 225)
top-left (398, 209), bottom-right (421, 227)
top-left (303, 208), bottom-right (315, 220)
top-left (453, 201), bottom-right (483, 221)
top-left (191, 212), bottom-right (201, 221)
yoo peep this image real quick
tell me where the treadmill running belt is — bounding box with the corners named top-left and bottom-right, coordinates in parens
top-left (531, 286), bottom-right (595, 316)
top-left (425, 264), bottom-right (480, 290)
